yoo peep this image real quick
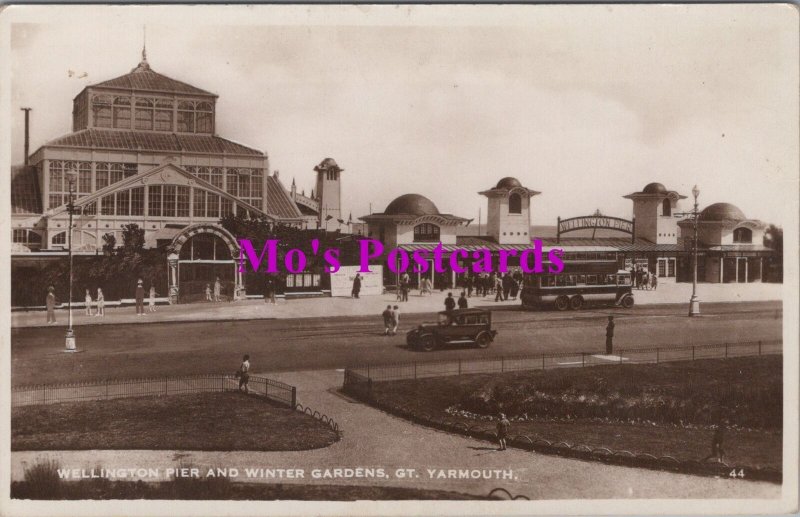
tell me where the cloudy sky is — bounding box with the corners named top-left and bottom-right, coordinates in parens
top-left (7, 4), bottom-right (798, 226)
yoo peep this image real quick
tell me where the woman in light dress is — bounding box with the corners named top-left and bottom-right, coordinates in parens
top-left (148, 285), bottom-right (158, 312)
top-left (96, 288), bottom-right (105, 316)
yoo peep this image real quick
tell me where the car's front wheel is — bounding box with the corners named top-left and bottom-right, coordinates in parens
top-left (475, 332), bottom-right (491, 349)
top-left (420, 334), bottom-right (436, 352)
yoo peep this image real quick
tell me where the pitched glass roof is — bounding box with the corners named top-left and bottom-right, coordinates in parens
top-left (44, 129), bottom-right (264, 157)
top-left (10, 165), bottom-right (42, 214)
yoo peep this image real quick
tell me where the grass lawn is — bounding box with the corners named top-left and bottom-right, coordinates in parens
top-left (11, 479), bottom-right (488, 500)
top-left (12, 392), bottom-right (338, 451)
top-left (362, 357), bottom-right (781, 470)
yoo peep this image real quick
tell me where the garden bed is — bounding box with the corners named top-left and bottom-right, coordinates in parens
top-left (353, 357), bottom-right (781, 471)
top-left (12, 392), bottom-right (338, 451)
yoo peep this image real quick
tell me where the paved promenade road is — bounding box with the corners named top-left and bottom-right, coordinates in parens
top-left (11, 300), bottom-right (782, 385)
top-left (10, 370), bottom-right (780, 499)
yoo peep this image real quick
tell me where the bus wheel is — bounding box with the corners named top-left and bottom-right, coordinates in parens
top-left (569, 296), bottom-right (584, 310)
top-left (420, 334), bottom-right (436, 352)
top-left (621, 295), bottom-right (634, 308)
top-left (555, 296), bottom-right (570, 311)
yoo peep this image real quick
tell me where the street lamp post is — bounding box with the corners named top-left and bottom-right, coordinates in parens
top-left (64, 170), bottom-right (79, 351)
top-left (688, 185), bottom-right (701, 317)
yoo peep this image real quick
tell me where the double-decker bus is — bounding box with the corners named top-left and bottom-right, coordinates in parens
top-left (520, 259), bottom-right (634, 311)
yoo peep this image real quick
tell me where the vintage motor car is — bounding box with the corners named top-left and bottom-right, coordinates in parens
top-left (406, 308), bottom-right (498, 352)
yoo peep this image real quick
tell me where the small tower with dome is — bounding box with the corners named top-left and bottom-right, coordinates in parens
top-left (314, 158), bottom-right (343, 229)
top-left (623, 182), bottom-right (687, 244)
top-left (479, 177), bottom-right (540, 245)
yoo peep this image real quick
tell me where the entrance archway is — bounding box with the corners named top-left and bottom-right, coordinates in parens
top-left (167, 224), bottom-right (243, 303)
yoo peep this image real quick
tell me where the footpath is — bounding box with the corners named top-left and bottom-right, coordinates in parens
top-left (11, 280), bottom-right (783, 329)
top-left (10, 369), bottom-right (780, 499)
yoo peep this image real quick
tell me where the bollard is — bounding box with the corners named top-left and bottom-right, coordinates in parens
top-left (291, 386), bottom-right (297, 409)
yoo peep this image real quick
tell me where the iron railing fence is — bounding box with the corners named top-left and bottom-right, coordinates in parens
top-left (344, 339), bottom-right (782, 385)
top-left (11, 374), bottom-right (297, 409)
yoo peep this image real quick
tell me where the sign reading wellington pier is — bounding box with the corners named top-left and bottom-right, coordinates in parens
top-left (557, 215), bottom-right (635, 243)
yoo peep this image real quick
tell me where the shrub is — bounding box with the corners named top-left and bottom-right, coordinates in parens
top-left (20, 458), bottom-right (62, 499)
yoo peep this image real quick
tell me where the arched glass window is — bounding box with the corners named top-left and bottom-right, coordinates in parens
top-left (508, 193), bottom-right (522, 214)
top-left (52, 231), bottom-right (66, 245)
top-left (134, 98), bottom-right (154, 130)
top-left (196, 102), bottom-right (213, 133)
top-left (733, 227), bottom-right (752, 243)
top-left (113, 97), bottom-right (131, 129)
top-left (179, 232), bottom-right (233, 261)
top-left (662, 198), bottom-right (671, 216)
top-left (92, 95), bottom-right (112, 127)
top-left (413, 223), bottom-right (440, 242)
top-left (154, 99), bottom-right (174, 131)
top-left (177, 101), bottom-right (195, 132)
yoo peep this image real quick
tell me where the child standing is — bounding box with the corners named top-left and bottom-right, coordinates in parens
top-left (205, 283), bottom-right (212, 302)
top-left (85, 289), bottom-right (94, 316)
top-left (148, 286), bottom-right (157, 312)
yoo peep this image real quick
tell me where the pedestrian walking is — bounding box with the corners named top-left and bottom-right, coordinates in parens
top-left (213, 277), bottom-right (222, 302)
top-left (264, 276), bottom-right (277, 304)
top-left (45, 286), bottom-right (57, 324)
top-left (502, 273), bottom-right (513, 301)
top-left (457, 291), bottom-right (468, 309)
top-left (400, 273), bottom-right (410, 302)
top-left (605, 315), bottom-right (615, 354)
top-left (444, 292), bottom-right (456, 311)
top-left (135, 279), bottom-right (145, 315)
top-left (390, 305), bottom-right (400, 335)
top-left (84, 289), bottom-right (94, 316)
top-left (497, 413), bottom-right (510, 451)
top-left (702, 421), bottom-right (726, 463)
top-left (651, 272), bottom-right (658, 290)
top-left (466, 275), bottom-right (474, 298)
top-left (494, 276), bottom-right (504, 302)
top-left (148, 285), bottom-right (158, 312)
top-left (382, 305), bottom-right (393, 335)
top-left (236, 354), bottom-right (251, 394)
top-left (630, 266), bottom-right (636, 288)
top-left (96, 288), bottom-right (105, 316)
top-left (352, 273), bottom-right (362, 299)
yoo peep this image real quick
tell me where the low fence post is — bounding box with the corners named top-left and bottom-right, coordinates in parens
top-left (291, 386), bottom-right (297, 409)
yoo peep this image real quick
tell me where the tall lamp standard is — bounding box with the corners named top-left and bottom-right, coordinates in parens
top-left (64, 169), bottom-right (79, 351)
top-left (688, 184), bottom-right (701, 317)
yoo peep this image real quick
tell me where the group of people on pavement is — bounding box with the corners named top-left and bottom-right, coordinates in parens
top-left (631, 266), bottom-right (658, 290)
top-left (381, 305), bottom-right (401, 335)
top-left (45, 278), bottom-right (163, 323)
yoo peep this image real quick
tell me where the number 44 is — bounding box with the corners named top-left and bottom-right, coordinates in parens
top-left (729, 469), bottom-right (745, 478)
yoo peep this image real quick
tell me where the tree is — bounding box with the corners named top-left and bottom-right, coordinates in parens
top-left (764, 224), bottom-right (783, 253)
top-left (121, 223), bottom-right (146, 255)
top-left (101, 233), bottom-right (117, 256)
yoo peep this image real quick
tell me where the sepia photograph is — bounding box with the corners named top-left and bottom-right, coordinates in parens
top-left (0, 4), bottom-right (797, 516)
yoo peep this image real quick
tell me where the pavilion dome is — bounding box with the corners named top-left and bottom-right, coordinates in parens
top-left (384, 194), bottom-right (440, 216)
top-left (699, 203), bottom-right (746, 222)
top-left (496, 177), bottom-right (523, 189)
top-left (642, 182), bottom-right (667, 194)
top-left (700, 203), bottom-right (747, 221)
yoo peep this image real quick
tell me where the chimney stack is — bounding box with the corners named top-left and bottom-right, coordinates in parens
top-left (20, 107), bottom-right (31, 166)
